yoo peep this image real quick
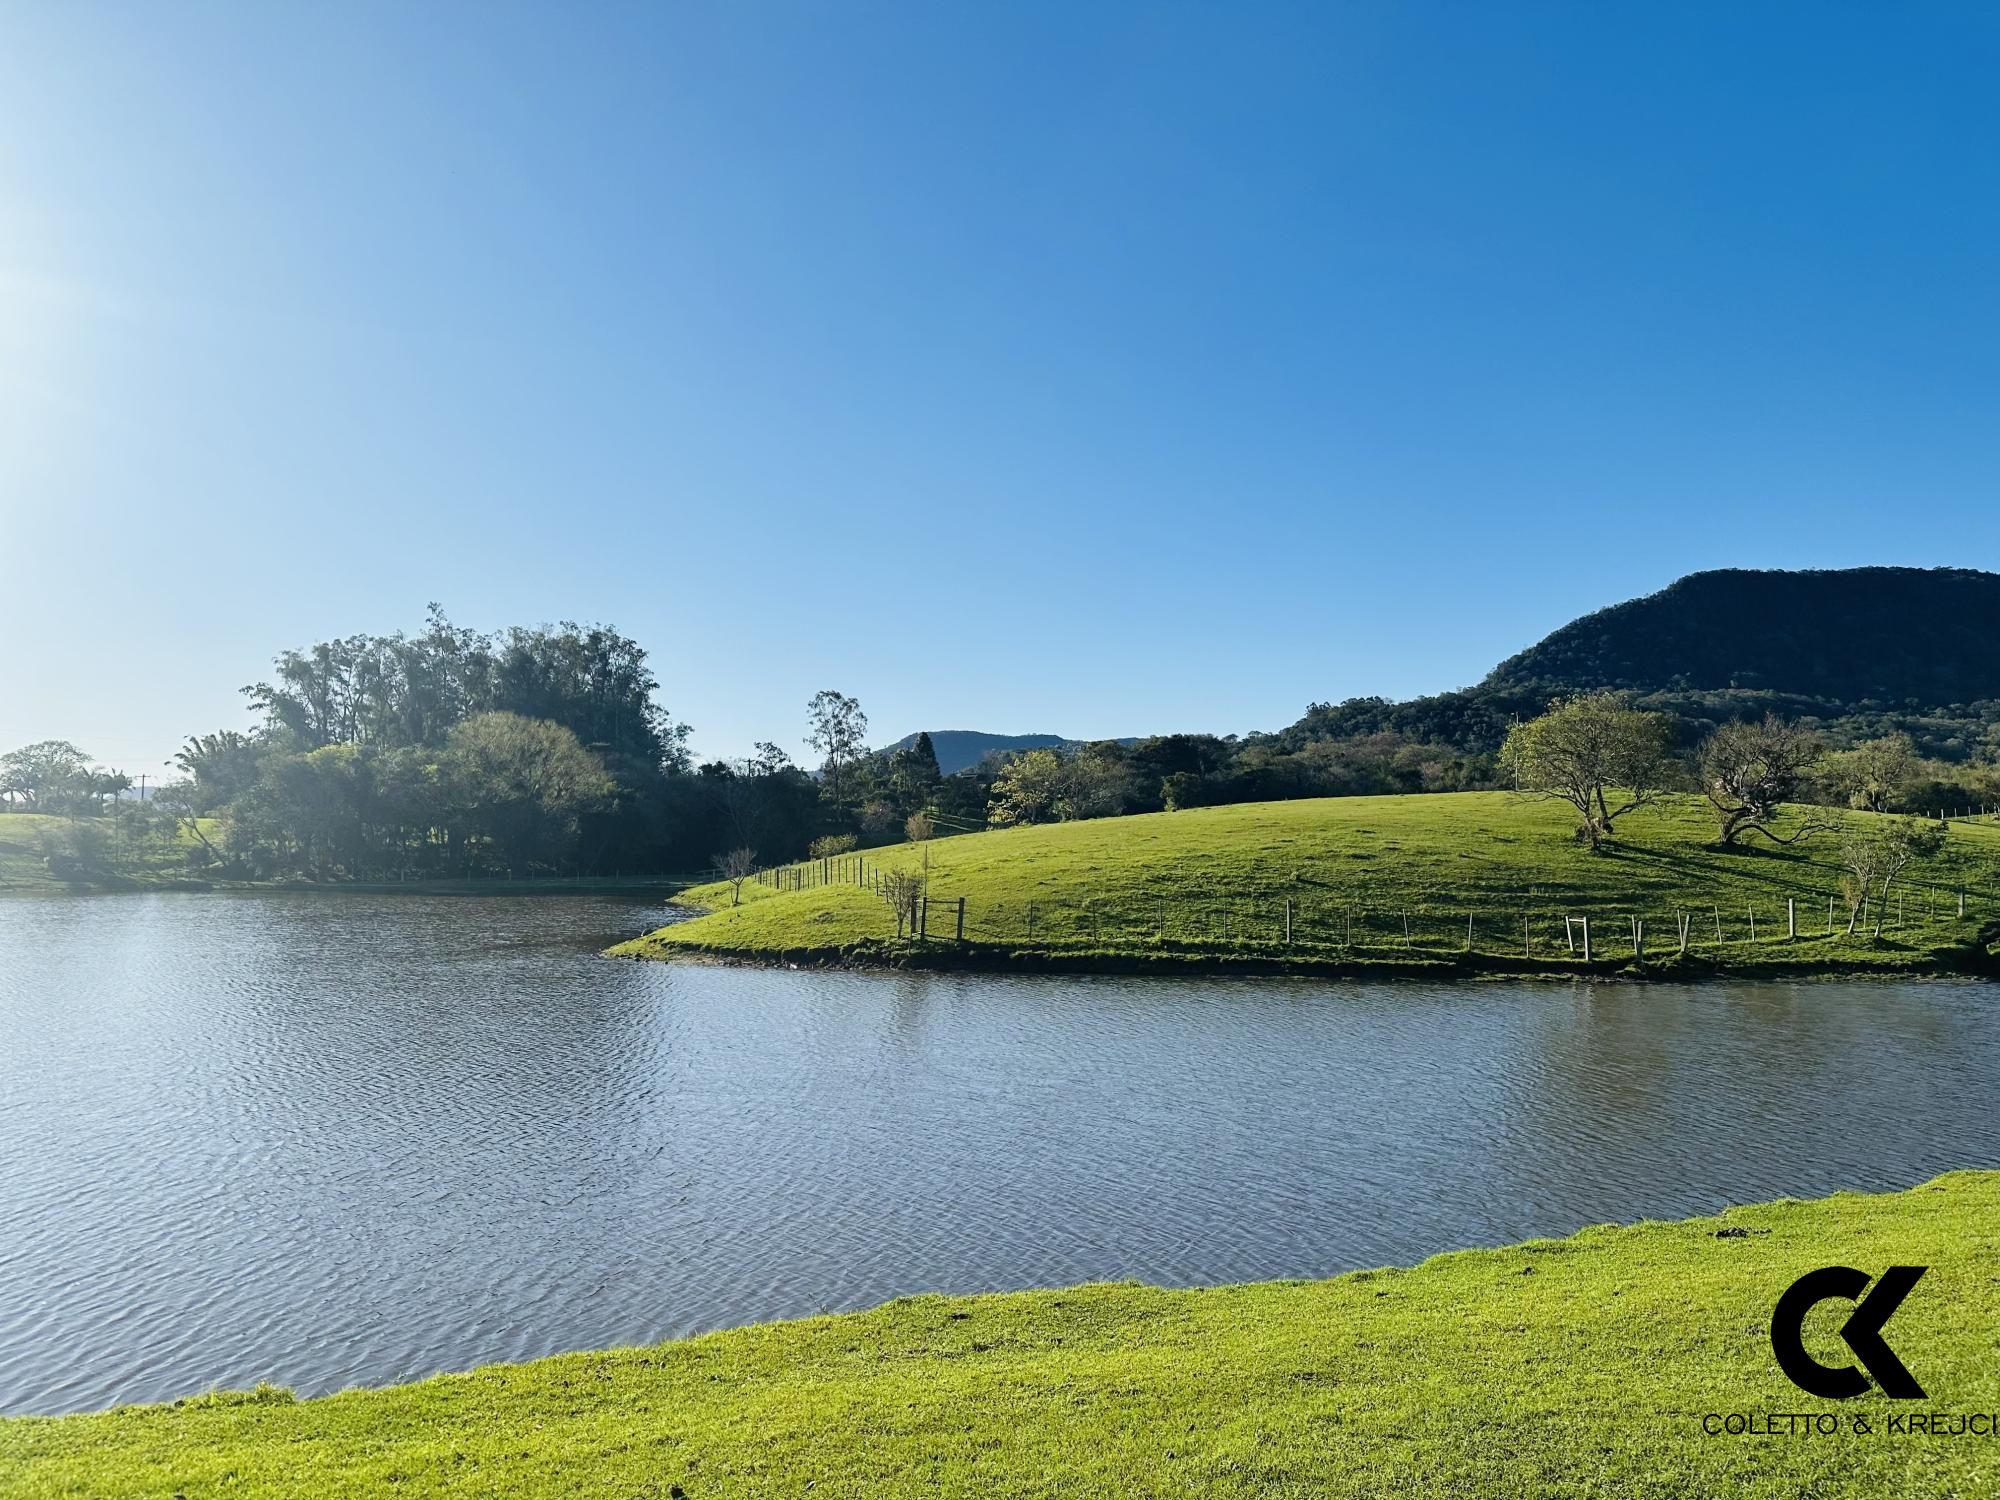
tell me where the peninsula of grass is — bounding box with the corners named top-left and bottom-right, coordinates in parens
top-left (613, 791), bottom-right (2000, 979)
top-left (8, 1172), bottom-right (1999, 1498)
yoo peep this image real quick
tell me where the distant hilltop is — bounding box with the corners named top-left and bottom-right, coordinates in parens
top-left (1482, 566), bottom-right (2000, 707)
top-left (1277, 564), bottom-right (2000, 761)
top-left (883, 730), bottom-right (1139, 777)
top-left (895, 569), bottom-right (2000, 777)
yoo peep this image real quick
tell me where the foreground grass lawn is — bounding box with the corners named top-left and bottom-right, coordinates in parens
top-left (7, 1173), bottom-right (1998, 1498)
top-left (620, 791), bottom-right (2000, 977)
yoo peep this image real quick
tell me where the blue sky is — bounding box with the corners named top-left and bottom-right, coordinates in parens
top-left (5, 3), bottom-right (1999, 772)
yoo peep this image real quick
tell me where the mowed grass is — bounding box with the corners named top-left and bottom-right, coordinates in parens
top-left (8, 1173), bottom-right (2000, 1498)
top-left (0, 812), bottom-right (219, 893)
top-left (618, 792), bottom-right (2000, 976)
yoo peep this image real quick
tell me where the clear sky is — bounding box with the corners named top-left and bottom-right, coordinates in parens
top-left (5, 3), bottom-right (1999, 773)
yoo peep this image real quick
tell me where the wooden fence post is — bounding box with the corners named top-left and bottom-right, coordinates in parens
top-left (956, 896), bottom-right (965, 942)
top-left (1465, 912), bottom-right (1473, 952)
top-left (1788, 898), bottom-right (1796, 941)
top-left (1284, 900), bottom-right (1293, 945)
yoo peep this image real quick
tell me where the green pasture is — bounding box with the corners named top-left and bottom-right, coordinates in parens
top-left (619, 791), bottom-right (2000, 976)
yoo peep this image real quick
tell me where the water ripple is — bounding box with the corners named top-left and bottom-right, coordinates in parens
top-left (2, 892), bottom-right (1997, 1414)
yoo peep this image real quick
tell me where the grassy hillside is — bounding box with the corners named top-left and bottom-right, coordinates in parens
top-left (0, 812), bottom-right (220, 893)
top-left (617, 791), bottom-right (2000, 976)
top-left (7, 1172), bottom-right (1997, 1498)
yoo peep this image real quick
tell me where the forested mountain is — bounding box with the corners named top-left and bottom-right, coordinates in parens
top-left (1273, 566), bottom-right (2000, 766)
top-left (882, 732), bottom-right (1072, 776)
top-left (1484, 567), bottom-right (2000, 707)
top-left (881, 731), bottom-right (1148, 776)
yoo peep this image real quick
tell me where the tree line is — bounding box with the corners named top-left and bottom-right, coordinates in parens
top-left (6, 609), bottom-right (2000, 886)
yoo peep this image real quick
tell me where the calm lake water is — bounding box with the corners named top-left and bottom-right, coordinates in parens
top-left (2, 892), bottom-right (1997, 1415)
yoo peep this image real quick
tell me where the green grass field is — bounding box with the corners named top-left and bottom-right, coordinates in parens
top-left (7, 1172), bottom-right (1997, 1498)
top-left (617, 791), bottom-right (2000, 977)
top-left (0, 811), bottom-right (221, 893)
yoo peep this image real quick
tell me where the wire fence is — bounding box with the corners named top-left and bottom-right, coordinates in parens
top-left (747, 849), bottom-right (1998, 959)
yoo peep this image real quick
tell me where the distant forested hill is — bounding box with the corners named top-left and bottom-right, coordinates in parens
top-left (882, 731), bottom-right (1077, 776)
top-left (1483, 567), bottom-right (2000, 708)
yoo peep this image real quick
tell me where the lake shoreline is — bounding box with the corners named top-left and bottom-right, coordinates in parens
top-left (609, 926), bottom-right (2000, 984)
top-left (634, 792), bottom-right (2000, 985)
top-left (0, 876), bottom-right (694, 899)
top-left (9, 1170), bottom-right (1997, 1497)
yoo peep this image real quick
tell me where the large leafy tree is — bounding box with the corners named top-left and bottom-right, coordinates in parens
top-left (805, 690), bottom-right (868, 805)
top-left (226, 612), bottom-right (691, 878)
top-left (0, 741), bottom-right (94, 813)
top-left (1700, 716), bottom-right (1831, 848)
top-left (173, 731), bottom-right (266, 813)
top-left (445, 712), bottom-right (614, 877)
top-left (490, 620), bottom-right (688, 771)
top-left (986, 749), bottom-right (1064, 826)
top-left (263, 743), bottom-right (373, 880)
top-left (986, 746), bottom-right (1130, 827)
top-left (244, 609), bottom-right (687, 772)
top-left (1501, 694), bottom-right (1675, 849)
top-left (1821, 733), bottom-right (1920, 814)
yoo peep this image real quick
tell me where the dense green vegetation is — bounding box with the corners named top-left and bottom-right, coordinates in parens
top-left (7, 1172), bottom-right (1996, 1498)
top-left (622, 790), bottom-right (2000, 976)
top-left (882, 729), bottom-right (1080, 775)
top-left (11, 569), bottom-right (2000, 891)
top-left (1487, 565), bottom-right (2000, 706)
top-left (1271, 567), bottom-right (2000, 795)
top-left (0, 812), bottom-right (221, 893)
